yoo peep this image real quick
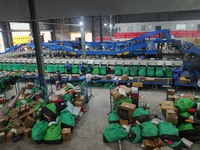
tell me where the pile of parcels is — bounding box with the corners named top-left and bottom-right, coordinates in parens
top-left (0, 82), bottom-right (87, 144)
top-left (103, 86), bottom-right (200, 150)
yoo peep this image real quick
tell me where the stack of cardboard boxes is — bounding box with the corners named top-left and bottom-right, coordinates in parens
top-left (74, 90), bottom-right (85, 107)
top-left (161, 100), bottom-right (179, 125)
top-left (143, 138), bottom-right (166, 150)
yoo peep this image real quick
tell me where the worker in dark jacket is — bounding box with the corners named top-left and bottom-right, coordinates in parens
top-left (56, 70), bottom-right (62, 90)
top-left (80, 62), bottom-right (86, 75)
top-left (65, 61), bottom-right (72, 74)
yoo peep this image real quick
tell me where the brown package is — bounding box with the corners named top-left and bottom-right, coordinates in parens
top-left (19, 108), bottom-right (34, 120)
top-left (120, 102), bottom-right (136, 111)
top-left (15, 126), bottom-right (25, 135)
top-left (10, 108), bottom-right (19, 119)
top-left (24, 116), bottom-right (36, 128)
top-left (121, 75), bottom-right (129, 81)
top-left (155, 138), bottom-right (165, 147)
top-left (0, 132), bottom-right (7, 144)
top-left (27, 83), bottom-right (34, 89)
top-left (74, 101), bottom-right (84, 107)
top-left (62, 128), bottom-right (71, 141)
top-left (24, 128), bottom-right (32, 138)
top-left (119, 119), bottom-right (129, 125)
top-left (120, 85), bottom-right (132, 95)
top-left (0, 126), bottom-right (9, 135)
top-left (76, 96), bottom-right (84, 102)
top-left (106, 75), bottom-right (112, 80)
top-left (110, 89), bottom-right (123, 101)
top-left (0, 119), bottom-right (7, 127)
top-left (12, 118), bottom-right (21, 127)
top-left (167, 89), bottom-right (175, 96)
top-left (161, 100), bottom-right (178, 116)
top-left (143, 139), bottom-right (156, 150)
top-left (6, 132), bottom-right (14, 142)
top-left (74, 90), bottom-right (81, 99)
top-left (165, 115), bottom-right (178, 124)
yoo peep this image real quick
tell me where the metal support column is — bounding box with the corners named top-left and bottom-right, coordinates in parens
top-left (91, 16), bottom-right (95, 42)
top-left (99, 16), bottom-right (103, 46)
top-left (80, 17), bottom-right (86, 59)
top-left (0, 22), bottom-right (13, 49)
top-left (28, 0), bottom-right (47, 89)
top-left (109, 15), bottom-right (113, 41)
top-left (50, 19), bottom-right (56, 41)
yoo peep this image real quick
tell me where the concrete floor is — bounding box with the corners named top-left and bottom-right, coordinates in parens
top-left (1, 87), bottom-right (200, 150)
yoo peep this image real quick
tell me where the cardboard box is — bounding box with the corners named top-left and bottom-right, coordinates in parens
top-left (179, 77), bottom-right (190, 84)
top-left (62, 128), bottom-right (71, 141)
top-left (165, 114), bottom-right (178, 124)
top-left (132, 82), bottom-right (143, 88)
top-left (110, 89), bottom-right (123, 101)
top-left (106, 75), bottom-right (112, 80)
top-left (155, 138), bottom-right (165, 147)
top-left (0, 127), bottom-right (8, 134)
top-left (24, 116), bottom-right (36, 128)
top-left (0, 119), bottom-right (7, 127)
top-left (19, 108), bottom-right (34, 120)
top-left (119, 85), bottom-right (131, 96)
top-left (120, 102), bottom-right (136, 122)
top-left (143, 139), bottom-right (156, 150)
top-left (74, 101), bottom-right (84, 107)
top-left (26, 83), bottom-right (34, 89)
top-left (76, 96), bottom-right (84, 102)
top-left (12, 118), bottom-right (21, 127)
top-left (24, 128), bottom-right (32, 138)
top-left (161, 100), bottom-right (178, 116)
top-left (15, 126), bottom-right (25, 135)
top-left (168, 89), bottom-right (175, 95)
top-left (119, 119), bottom-right (129, 125)
top-left (0, 132), bottom-right (6, 144)
top-left (74, 90), bottom-right (81, 99)
top-left (121, 75), bottom-right (128, 81)
top-left (168, 95), bottom-right (179, 101)
top-left (6, 132), bottom-right (14, 142)
top-left (10, 108), bottom-right (19, 119)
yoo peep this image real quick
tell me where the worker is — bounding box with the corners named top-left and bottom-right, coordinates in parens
top-left (65, 61), bottom-right (72, 74)
top-left (56, 70), bottom-right (62, 90)
top-left (80, 62), bottom-right (86, 75)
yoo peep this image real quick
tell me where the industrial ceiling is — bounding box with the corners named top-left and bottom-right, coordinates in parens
top-left (0, 0), bottom-right (200, 21)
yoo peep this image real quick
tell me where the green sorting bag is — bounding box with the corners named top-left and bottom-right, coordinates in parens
top-left (165, 67), bottom-right (173, 77)
top-left (123, 67), bottom-right (129, 75)
top-left (59, 112), bottom-right (75, 130)
top-left (156, 67), bottom-right (164, 77)
top-left (72, 65), bottom-right (79, 74)
top-left (140, 121), bottom-right (158, 139)
top-left (174, 98), bottom-right (195, 112)
top-left (12, 64), bottom-right (19, 71)
top-left (159, 122), bottom-right (180, 141)
top-left (63, 94), bottom-right (73, 103)
top-left (7, 64), bottom-right (12, 71)
top-left (32, 121), bottom-right (49, 144)
top-left (100, 66), bottom-right (107, 75)
top-left (130, 66), bottom-right (138, 76)
top-left (147, 67), bottom-right (155, 77)
top-left (92, 66), bottom-right (100, 75)
top-left (127, 125), bottom-right (141, 143)
top-left (177, 123), bottom-right (198, 140)
top-left (166, 140), bottom-right (183, 150)
top-left (52, 65), bottom-right (59, 73)
top-left (59, 65), bottom-right (66, 73)
top-left (0, 63), bottom-right (2, 71)
top-left (47, 64), bottom-right (53, 73)
top-left (108, 110), bottom-right (120, 123)
top-left (132, 107), bottom-right (150, 123)
top-left (138, 67), bottom-right (146, 76)
top-left (115, 66), bottom-right (122, 76)
top-left (103, 123), bottom-right (128, 143)
top-left (43, 122), bottom-right (62, 144)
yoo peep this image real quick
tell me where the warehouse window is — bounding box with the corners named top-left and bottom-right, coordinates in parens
top-left (10, 22), bottom-right (30, 30)
top-left (176, 24), bottom-right (186, 30)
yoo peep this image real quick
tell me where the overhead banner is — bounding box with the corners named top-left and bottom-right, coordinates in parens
top-left (114, 30), bottom-right (200, 39)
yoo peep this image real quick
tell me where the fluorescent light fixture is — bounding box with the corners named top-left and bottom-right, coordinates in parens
top-left (79, 22), bottom-right (83, 26)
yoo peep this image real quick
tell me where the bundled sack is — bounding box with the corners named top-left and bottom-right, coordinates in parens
top-left (92, 66), bottom-right (100, 75)
top-left (147, 67), bottom-right (155, 77)
top-left (159, 122), bottom-right (180, 141)
top-left (115, 66), bottom-right (122, 76)
top-left (166, 140), bottom-right (183, 150)
top-left (59, 112), bottom-right (75, 130)
top-left (132, 107), bottom-right (150, 123)
top-left (108, 110), bottom-right (120, 123)
top-left (127, 125), bottom-right (141, 143)
top-left (174, 98), bottom-right (195, 112)
top-left (43, 122), bottom-right (62, 144)
top-left (177, 123), bottom-right (200, 142)
top-left (156, 67), bottom-right (164, 77)
top-left (140, 122), bottom-right (158, 140)
top-left (32, 121), bottom-right (49, 144)
top-left (100, 66), bottom-right (107, 75)
top-left (42, 103), bottom-right (59, 120)
top-left (123, 67), bottom-right (129, 75)
top-left (165, 67), bottom-right (173, 78)
top-left (103, 123), bottom-right (128, 143)
top-left (138, 67), bottom-right (146, 77)
top-left (130, 66), bottom-right (138, 76)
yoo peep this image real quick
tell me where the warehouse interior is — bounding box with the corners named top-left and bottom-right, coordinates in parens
top-left (0, 0), bottom-right (200, 150)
